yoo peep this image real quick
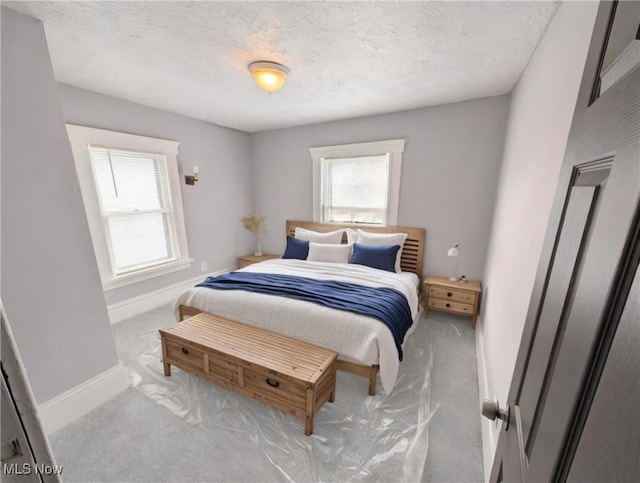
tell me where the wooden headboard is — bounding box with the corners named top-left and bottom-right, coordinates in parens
top-left (286, 220), bottom-right (426, 279)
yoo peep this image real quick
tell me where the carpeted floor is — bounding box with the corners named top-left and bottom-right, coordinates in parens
top-left (421, 313), bottom-right (484, 482)
top-left (49, 305), bottom-right (483, 482)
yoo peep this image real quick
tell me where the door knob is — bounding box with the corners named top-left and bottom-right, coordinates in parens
top-left (482, 398), bottom-right (510, 430)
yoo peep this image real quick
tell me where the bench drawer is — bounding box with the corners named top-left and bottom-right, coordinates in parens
top-left (205, 352), bottom-right (240, 385)
top-left (165, 339), bottom-right (205, 372)
top-left (243, 368), bottom-right (307, 413)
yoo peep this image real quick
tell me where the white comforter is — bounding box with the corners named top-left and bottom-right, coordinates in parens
top-left (175, 259), bottom-right (420, 394)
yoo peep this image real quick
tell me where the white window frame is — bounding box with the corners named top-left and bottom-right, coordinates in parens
top-left (67, 124), bottom-right (191, 290)
top-left (310, 139), bottom-right (405, 225)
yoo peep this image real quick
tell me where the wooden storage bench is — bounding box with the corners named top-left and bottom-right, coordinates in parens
top-left (159, 312), bottom-right (337, 435)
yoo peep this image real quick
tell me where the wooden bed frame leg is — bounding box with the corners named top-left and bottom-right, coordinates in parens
top-left (178, 304), bottom-right (202, 321)
top-left (368, 365), bottom-right (379, 396)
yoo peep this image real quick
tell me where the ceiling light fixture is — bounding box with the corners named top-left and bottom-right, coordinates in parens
top-left (248, 61), bottom-right (288, 94)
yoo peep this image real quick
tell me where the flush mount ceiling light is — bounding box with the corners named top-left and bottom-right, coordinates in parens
top-left (248, 61), bottom-right (288, 94)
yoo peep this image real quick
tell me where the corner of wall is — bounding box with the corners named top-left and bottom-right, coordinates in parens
top-left (2, 5), bottom-right (120, 406)
top-left (38, 364), bottom-right (129, 435)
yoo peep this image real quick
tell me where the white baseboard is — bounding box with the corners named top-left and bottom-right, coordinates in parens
top-left (107, 267), bottom-right (234, 324)
top-left (475, 318), bottom-right (496, 483)
top-left (38, 269), bottom-right (236, 434)
top-left (38, 364), bottom-right (129, 435)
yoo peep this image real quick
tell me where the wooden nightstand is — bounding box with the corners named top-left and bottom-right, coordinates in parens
top-left (423, 275), bottom-right (482, 328)
top-left (237, 253), bottom-right (280, 269)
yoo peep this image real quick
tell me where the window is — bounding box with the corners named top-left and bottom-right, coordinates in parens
top-left (320, 155), bottom-right (390, 224)
top-left (310, 139), bottom-right (405, 225)
top-left (89, 147), bottom-right (177, 274)
top-left (67, 125), bottom-right (190, 290)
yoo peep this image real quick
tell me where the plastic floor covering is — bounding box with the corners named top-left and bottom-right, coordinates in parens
top-left (61, 307), bottom-right (437, 482)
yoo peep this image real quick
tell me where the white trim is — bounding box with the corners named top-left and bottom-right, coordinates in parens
top-left (107, 267), bottom-right (234, 324)
top-left (309, 139), bottom-right (406, 159)
top-left (476, 317), bottom-right (496, 483)
top-left (68, 125), bottom-right (179, 154)
top-left (38, 365), bottom-right (129, 435)
top-left (66, 124), bottom-right (191, 290)
top-left (387, 150), bottom-right (403, 226)
top-left (309, 138), bottom-right (405, 159)
top-left (104, 258), bottom-right (194, 291)
top-left (310, 139), bottom-right (406, 225)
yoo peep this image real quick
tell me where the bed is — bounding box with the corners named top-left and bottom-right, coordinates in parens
top-left (176, 220), bottom-right (426, 395)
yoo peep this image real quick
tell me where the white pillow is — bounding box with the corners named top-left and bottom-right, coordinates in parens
top-left (356, 229), bottom-right (408, 272)
top-left (307, 241), bottom-right (352, 263)
top-left (295, 227), bottom-right (344, 244)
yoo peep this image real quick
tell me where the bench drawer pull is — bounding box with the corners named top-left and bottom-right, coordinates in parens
top-left (266, 378), bottom-right (280, 388)
top-left (446, 303), bottom-right (451, 308)
top-left (447, 292), bottom-right (452, 297)
top-left (182, 347), bottom-right (189, 355)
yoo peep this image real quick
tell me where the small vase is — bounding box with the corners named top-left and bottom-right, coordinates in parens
top-left (254, 238), bottom-right (263, 257)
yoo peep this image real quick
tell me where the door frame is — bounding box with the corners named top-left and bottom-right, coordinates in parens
top-left (1, 303), bottom-right (61, 482)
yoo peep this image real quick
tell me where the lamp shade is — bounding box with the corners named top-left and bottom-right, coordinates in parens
top-left (447, 243), bottom-right (460, 281)
top-left (447, 244), bottom-right (459, 257)
top-left (249, 61), bottom-right (288, 93)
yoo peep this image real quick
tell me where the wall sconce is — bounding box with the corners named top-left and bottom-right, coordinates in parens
top-left (447, 243), bottom-right (460, 281)
top-left (185, 166), bottom-right (199, 185)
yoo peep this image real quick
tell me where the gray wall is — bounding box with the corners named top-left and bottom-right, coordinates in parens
top-left (57, 85), bottom-right (254, 306)
top-left (1, 8), bottom-right (120, 404)
top-left (249, 97), bottom-right (510, 280)
top-left (478, 1), bottom-right (599, 477)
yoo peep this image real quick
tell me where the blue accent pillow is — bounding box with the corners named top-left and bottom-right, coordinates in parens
top-left (282, 236), bottom-right (309, 260)
top-left (350, 243), bottom-right (401, 272)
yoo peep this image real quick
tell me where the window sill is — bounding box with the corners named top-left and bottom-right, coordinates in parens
top-left (102, 258), bottom-right (193, 291)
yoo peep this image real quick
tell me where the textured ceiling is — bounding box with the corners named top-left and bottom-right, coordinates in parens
top-left (6, 1), bottom-right (559, 133)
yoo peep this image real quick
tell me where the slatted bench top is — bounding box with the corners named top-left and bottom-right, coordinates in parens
top-left (160, 312), bottom-right (337, 384)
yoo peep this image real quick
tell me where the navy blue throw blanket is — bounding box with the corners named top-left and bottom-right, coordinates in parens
top-left (197, 272), bottom-right (413, 360)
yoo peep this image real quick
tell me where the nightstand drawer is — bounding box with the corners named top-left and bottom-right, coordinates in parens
top-left (428, 297), bottom-right (475, 315)
top-left (428, 286), bottom-right (475, 304)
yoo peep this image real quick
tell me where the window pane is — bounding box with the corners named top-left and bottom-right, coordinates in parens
top-left (107, 213), bottom-right (172, 273)
top-left (322, 155), bottom-right (389, 224)
top-left (90, 149), bottom-right (165, 213)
